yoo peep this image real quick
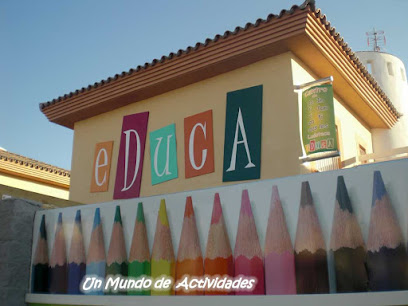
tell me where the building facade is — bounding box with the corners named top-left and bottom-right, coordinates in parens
top-left (40, 1), bottom-right (400, 204)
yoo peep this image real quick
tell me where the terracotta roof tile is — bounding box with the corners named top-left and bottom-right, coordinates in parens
top-left (39, 0), bottom-right (401, 119)
top-left (0, 150), bottom-right (70, 178)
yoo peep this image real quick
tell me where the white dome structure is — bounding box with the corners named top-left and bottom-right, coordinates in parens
top-left (357, 51), bottom-right (408, 153)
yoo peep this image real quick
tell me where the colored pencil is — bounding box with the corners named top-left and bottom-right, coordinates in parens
top-left (86, 208), bottom-right (106, 295)
top-left (176, 196), bottom-right (204, 295)
top-left (264, 185), bottom-right (296, 295)
top-left (128, 202), bottom-right (151, 295)
top-left (32, 214), bottom-right (49, 293)
top-left (366, 171), bottom-right (408, 291)
top-left (151, 199), bottom-right (175, 295)
top-left (106, 205), bottom-right (128, 294)
top-left (234, 189), bottom-right (264, 295)
top-left (67, 210), bottom-right (86, 294)
top-left (294, 181), bottom-right (329, 294)
top-left (329, 176), bottom-right (368, 293)
top-left (49, 212), bottom-right (67, 294)
top-left (204, 193), bottom-right (234, 295)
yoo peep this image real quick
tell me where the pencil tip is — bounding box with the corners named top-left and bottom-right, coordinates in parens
top-left (40, 215), bottom-right (47, 240)
top-left (241, 189), bottom-right (253, 216)
top-left (211, 193), bottom-right (223, 224)
top-left (373, 170), bottom-right (387, 206)
top-left (114, 205), bottom-right (122, 224)
top-left (184, 196), bottom-right (194, 217)
top-left (336, 176), bottom-right (353, 213)
top-left (271, 185), bottom-right (280, 204)
top-left (159, 199), bottom-right (169, 226)
top-left (93, 208), bottom-right (101, 229)
top-left (75, 210), bottom-right (81, 223)
top-left (57, 212), bottom-right (63, 224)
top-left (136, 202), bottom-right (145, 223)
top-left (300, 181), bottom-right (313, 207)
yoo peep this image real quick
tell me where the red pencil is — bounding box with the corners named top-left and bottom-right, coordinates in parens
top-left (204, 193), bottom-right (234, 295)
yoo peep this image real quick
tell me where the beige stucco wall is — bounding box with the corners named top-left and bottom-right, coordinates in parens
top-left (0, 173), bottom-right (69, 200)
top-left (290, 56), bottom-right (373, 162)
top-left (70, 52), bottom-right (306, 204)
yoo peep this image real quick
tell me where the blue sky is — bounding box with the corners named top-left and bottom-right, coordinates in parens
top-left (1, 0), bottom-right (407, 170)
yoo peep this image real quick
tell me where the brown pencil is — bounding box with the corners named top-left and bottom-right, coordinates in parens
top-left (294, 181), bottom-right (329, 294)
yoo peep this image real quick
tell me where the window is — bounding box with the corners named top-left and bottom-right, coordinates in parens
top-left (401, 67), bottom-right (406, 82)
top-left (366, 61), bottom-right (373, 75)
top-left (387, 62), bottom-right (394, 76)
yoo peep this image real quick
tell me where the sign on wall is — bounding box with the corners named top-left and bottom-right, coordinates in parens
top-left (302, 84), bottom-right (337, 155)
top-left (223, 85), bottom-right (263, 182)
top-left (90, 141), bottom-right (114, 192)
top-left (113, 112), bottom-right (149, 199)
top-left (150, 123), bottom-right (178, 185)
top-left (184, 110), bottom-right (215, 178)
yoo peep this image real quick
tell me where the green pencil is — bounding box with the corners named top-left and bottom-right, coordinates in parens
top-left (128, 202), bottom-right (151, 295)
top-left (106, 205), bottom-right (128, 295)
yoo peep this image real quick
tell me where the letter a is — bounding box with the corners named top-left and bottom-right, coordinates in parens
top-left (226, 108), bottom-right (255, 172)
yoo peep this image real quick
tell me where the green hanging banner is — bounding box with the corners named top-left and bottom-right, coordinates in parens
top-left (302, 84), bottom-right (337, 155)
top-left (223, 85), bottom-right (263, 182)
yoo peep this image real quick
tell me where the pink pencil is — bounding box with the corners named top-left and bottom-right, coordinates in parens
top-left (264, 186), bottom-right (296, 294)
top-left (234, 189), bottom-right (264, 295)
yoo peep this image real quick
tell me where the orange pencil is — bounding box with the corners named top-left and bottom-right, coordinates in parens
top-left (204, 193), bottom-right (234, 295)
top-left (176, 196), bottom-right (204, 295)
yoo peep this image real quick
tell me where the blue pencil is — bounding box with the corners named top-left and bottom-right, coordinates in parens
top-left (85, 208), bottom-right (106, 295)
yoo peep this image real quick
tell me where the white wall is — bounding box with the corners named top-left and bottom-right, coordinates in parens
top-left (357, 51), bottom-right (408, 153)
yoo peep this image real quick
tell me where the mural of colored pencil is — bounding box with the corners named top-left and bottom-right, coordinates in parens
top-left (366, 171), bottom-right (408, 291)
top-left (329, 176), bottom-right (368, 293)
top-left (49, 212), bottom-right (67, 294)
top-left (264, 185), bottom-right (296, 295)
top-left (106, 205), bottom-right (128, 294)
top-left (175, 196), bottom-right (204, 295)
top-left (32, 214), bottom-right (49, 293)
top-left (67, 210), bottom-right (86, 294)
top-left (128, 202), bottom-right (151, 295)
top-left (294, 181), bottom-right (329, 294)
top-left (204, 193), bottom-right (234, 295)
top-left (151, 199), bottom-right (175, 295)
top-left (86, 208), bottom-right (106, 295)
top-left (234, 189), bottom-right (264, 295)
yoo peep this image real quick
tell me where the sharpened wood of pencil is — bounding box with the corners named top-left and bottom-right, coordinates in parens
top-left (106, 205), bottom-right (128, 295)
top-left (128, 202), bottom-right (151, 295)
top-left (86, 208), bottom-right (106, 295)
top-left (204, 193), bottom-right (234, 295)
top-left (234, 189), bottom-right (265, 295)
top-left (366, 171), bottom-right (408, 291)
top-left (49, 212), bottom-right (68, 294)
top-left (176, 196), bottom-right (204, 295)
top-left (264, 185), bottom-right (296, 295)
top-left (329, 176), bottom-right (368, 293)
top-left (32, 214), bottom-right (49, 293)
top-left (151, 199), bottom-right (175, 295)
top-left (67, 210), bottom-right (86, 294)
top-left (294, 181), bottom-right (329, 294)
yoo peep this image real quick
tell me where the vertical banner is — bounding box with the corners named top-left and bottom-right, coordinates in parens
top-left (223, 85), bottom-right (262, 182)
top-left (184, 110), bottom-right (215, 178)
top-left (90, 141), bottom-right (113, 192)
top-left (150, 123), bottom-right (178, 185)
top-left (302, 84), bottom-right (337, 155)
top-left (113, 112), bottom-right (149, 199)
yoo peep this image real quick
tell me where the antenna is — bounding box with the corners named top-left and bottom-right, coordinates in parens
top-left (366, 28), bottom-right (386, 52)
